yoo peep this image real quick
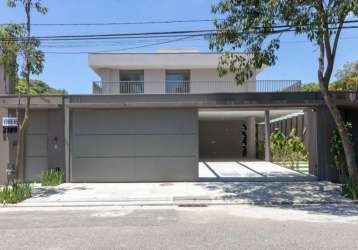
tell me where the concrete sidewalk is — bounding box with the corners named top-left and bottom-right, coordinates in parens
top-left (8, 181), bottom-right (352, 208)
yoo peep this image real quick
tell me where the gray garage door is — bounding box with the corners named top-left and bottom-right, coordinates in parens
top-left (71, 109), bottom-right (198, 182)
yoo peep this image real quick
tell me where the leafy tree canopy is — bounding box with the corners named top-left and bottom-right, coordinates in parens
top-left (210, 0), bottom-right (358, 84)
top-left (16, 79), bottom-right (68, 95)
top-left (302, 61), bottom-right (358, 91)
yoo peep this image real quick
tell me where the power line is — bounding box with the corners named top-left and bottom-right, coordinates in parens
top-left (2, 18), bottom-right (220, 27)
top-left (3, 18), bottom-right (358, 27)
top-left (43, 35), bottom-right (195, 54)
top-left (2, 20), bottom-right (358, 42)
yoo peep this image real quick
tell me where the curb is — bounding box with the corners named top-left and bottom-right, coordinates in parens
top-left (2, 197), bottom-right (356, 209)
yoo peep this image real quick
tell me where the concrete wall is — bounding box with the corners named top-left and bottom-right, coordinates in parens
top-left (313, 106), bottom-right (339, 181)
top-left (199, 120), bottom-right (245, 159)
top-left (98, 68), bottom-right (255, 94)
top-left (0, 108), bottom-right (10, 184)
top-left (4, 109), bottom-right (65, 182)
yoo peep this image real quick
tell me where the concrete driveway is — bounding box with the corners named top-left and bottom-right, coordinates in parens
top-left (199, 160), bottom-right (315, 181)
top-left (17, 181), bottom-right (350, 207)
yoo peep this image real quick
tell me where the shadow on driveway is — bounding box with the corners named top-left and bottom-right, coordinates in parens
top-left (195, 182), bottom-right (358, 217)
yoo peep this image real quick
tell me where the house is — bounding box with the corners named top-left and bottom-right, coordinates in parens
top-left (0, 50), bottom-right (356, 184)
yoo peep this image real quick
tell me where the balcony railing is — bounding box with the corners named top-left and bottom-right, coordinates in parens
top-left (92, 80), bottom-right (302, 95)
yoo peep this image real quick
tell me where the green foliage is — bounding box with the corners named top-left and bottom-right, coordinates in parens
top-left (256, 142), bottom-right (265, 160)
top-left (40, 169), bottom-right (64, 186)
top-left (301, 83), bottom-right (320, 92)
top-left (0, 24), bottom-right (24, 83)
top-left (301, 62), bottom-right (358, 91)
top-left (342, 178), bottom-right (358, 200)
top-left (330, 122), bottom-right (352, 180)
top-left (7, 0), bottom-right (48, 14)
top-left (210, 0), bottom-right (358, 84)
top-left (336, 61), bottom-right (358, 81)
top-left (270, 128), bottom-right (308, 169)
top-left (16, 78), bottom-right (67, 95)
top-left (330, 78), bottom-right (358, 91)
top-left (0, 183), bottom-right (32, 204)
top-left (6, 0), bottom-right (47, 87)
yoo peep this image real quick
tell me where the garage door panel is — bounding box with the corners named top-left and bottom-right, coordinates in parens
top-left (72, 158), bottom-right (135, 182)
top-left (134, 157), bottom-right (198, 181)
top-left (73, 110), bottom-right (136, 134)
top-left (134, 110), bottom-right (197, 134)
top-left (135, 135), bottom-right (196, 156)
top-left (26, 134), bottom-right (47, 157)
top-left (73, 135), bottom-right (135, 157)
top-left (27, 111), bottom-right (48, 134)
top-left (25, 157), bottom-right (47, 182)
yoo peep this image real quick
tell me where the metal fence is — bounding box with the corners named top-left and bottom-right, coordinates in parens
top-left (92, 80), bottom-right (302, 95)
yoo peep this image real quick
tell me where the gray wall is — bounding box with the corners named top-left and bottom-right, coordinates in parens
top-left (0, 108), bottom-right (9, 184)
top-left (70, 108), bottom-right (198, 182)
top-left (199, 120), bottom-right (245, 159)
top-left (4, 109), bottom-right (65, 182)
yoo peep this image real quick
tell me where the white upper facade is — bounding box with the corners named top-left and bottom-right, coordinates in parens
top-left (89, 50), bottom-right (257, 95)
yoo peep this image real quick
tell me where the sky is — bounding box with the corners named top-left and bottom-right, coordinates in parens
top-left (0, 0), bottom-right (357, 94)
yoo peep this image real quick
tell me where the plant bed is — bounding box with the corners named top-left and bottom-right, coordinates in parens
top-left (40, 169), bottom-right (64, 186)
top-left (0, 183), bottom-right (32, 204)
top-left (342, 179), bottom-right (358, 200)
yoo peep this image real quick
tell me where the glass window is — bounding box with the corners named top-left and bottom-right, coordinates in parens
top-left (119, 70), bottom-right (144, 93)
top-left (165, 70), bottom-right (190, 93)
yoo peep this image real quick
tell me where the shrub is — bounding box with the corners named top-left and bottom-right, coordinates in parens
top-left (40, 169), bottom-right (64, 186)
top-left (270, 128), bottom-right (308, 169)
top-left (342, 178), bottom-right (358, 200)
top-left (330, 122), bottom-right (352, 181)
top-left (0, 183), bottom-right (32, 204)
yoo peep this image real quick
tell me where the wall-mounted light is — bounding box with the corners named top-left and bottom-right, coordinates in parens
top-left (53, 136), bottom-right (58, 150)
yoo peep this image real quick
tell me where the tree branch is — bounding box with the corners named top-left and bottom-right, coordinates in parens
top-left (331, 16), bottom-right (345, 61)
top-left (318, 38), bottom-right (326, 87)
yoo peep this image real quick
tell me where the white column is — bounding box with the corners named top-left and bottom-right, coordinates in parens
top-left (247, 116), bottom-right (256, 159)
top-left (64, 98), bottom-right (70, 183)
top-left (264, 110), bottom-right (271, 162)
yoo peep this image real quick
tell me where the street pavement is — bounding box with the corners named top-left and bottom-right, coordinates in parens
top-left (1, 204), bottom-right (358, 249)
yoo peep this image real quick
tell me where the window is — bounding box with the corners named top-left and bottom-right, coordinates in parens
top-left (119, 70), bottom-right (144, 94)
top-left (165, 70), bottom-right (190, 94)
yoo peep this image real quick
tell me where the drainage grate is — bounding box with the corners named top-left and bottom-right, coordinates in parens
top-left (178, 204), bottom-right (208, 207)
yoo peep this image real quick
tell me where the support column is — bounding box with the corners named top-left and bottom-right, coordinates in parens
top-left (247, 116), bottom-right (256, 159)
top-left (64, 98), bottom-right (70, 183)
top-left (264, 110), bottom-right (271, 162)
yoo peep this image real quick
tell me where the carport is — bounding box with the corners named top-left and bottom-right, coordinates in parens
top-left (198, 108), bottom-right (306, 160)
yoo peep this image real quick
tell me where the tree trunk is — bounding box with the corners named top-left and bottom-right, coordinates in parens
top-left (14, 0), bottom-right (32, 181)
top-left (319, 80), bottom-right (358, 183)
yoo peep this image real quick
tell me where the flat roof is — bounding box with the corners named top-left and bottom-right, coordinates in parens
top-left (88, 52), bottom-right (248, 72)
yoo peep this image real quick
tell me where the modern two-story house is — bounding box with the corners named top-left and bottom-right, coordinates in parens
top-left (1, 49), bottom-right (352, 184)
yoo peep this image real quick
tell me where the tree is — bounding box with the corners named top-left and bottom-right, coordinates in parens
top-left (210, 0), bottom-right (358, 183)
top-left (16, 79), bottom-right (68, 95)
top-left (336, 61), bottom-right (358, 80)
top-left (0, 24), bottom-right (24, 89)
top-left (7, 0), bottom-right (47, 181)
top-left (301, 61), bottom-right (358, 91)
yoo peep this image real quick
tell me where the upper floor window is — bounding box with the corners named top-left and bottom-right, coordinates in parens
top-left (165, 70), bottom-right (190, 94)
top-left (119, 70), bottom-right (144, 94)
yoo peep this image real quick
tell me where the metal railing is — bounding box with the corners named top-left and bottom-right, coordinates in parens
top-left (92, 80), bottom-right (302, 95)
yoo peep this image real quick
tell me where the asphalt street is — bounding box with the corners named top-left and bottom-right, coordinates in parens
top-left (1, 204), bottom-right (358, 250)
